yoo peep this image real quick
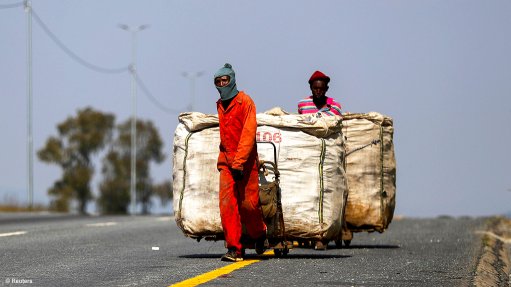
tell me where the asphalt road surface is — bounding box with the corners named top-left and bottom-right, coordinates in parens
top-left (0, 214), bottom-right (492, 286)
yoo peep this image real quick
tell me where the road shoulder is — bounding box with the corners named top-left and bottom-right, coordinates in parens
top-left (474, 216), bottom-right (511, 286)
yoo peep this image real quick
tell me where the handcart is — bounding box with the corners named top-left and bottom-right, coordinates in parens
top-left (250, 141), bottom-right (292, 257)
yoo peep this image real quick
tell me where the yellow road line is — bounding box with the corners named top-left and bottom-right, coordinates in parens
top-left (169, 259), bottom-right (259, 287)
top-left (169, 251), bottom-right (273, 287)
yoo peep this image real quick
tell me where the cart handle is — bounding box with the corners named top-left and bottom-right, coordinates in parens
top-left (256, 141), bottom-right (278, 168)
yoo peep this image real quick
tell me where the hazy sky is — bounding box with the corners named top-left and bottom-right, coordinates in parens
top-left (1, 0), bottom-right (510, 217)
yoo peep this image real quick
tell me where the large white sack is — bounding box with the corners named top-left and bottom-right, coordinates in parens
top-left (342, 112), bottom-right (396, 233)
top-left (173, 111), bottom-right (347, 241)
top-left (177, 109), bottom-right (342, 137)
top-left (173, 124), bottom-right (222, 236)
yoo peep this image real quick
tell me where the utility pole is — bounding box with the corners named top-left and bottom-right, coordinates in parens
top-left (118, 24), bottom-right (149, 215)
top-left (181, 71), bottom-right (204, 111)
top-left (24, 0), bottom-right (33, 210)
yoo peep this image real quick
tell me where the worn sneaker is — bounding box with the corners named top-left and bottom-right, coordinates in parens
top-left (221, 249), bottom-right (243, 262)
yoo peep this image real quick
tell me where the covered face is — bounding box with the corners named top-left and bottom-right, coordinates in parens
top-left (214, 63), bottom-right (239, 101)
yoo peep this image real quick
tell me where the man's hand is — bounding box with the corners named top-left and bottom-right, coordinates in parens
top-left (231, 169), bottom-right (244, 181)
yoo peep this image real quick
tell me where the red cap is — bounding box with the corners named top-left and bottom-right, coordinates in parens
top-left (308, 70), bottom-right (330, 84)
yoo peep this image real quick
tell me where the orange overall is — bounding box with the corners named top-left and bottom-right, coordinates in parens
top-left (217, 91), bottom-right (266, 253)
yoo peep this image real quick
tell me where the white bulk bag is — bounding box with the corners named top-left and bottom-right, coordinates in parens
top-left (342, 112), bottom-right (396, 233)
top-left (173, 111), bottom-right (348, 241)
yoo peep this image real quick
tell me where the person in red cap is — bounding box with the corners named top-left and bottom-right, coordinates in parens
top-left (298, 70), bottom-right (342, 251)
top-left (214, 63), bottom-right (267, 262)
top-left (297, 70), bottom-right (342, 117)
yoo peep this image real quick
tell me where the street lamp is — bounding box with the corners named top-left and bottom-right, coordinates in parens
top-left (118, 24), bottom-right (149, 215)
top-left (24, 0), bottom-right (33, 210)
top-left (181, 71), bottom-right (204, 111)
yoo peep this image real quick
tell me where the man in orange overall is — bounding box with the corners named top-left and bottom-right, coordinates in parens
top-left (214, 63), bottom-right (267, 262)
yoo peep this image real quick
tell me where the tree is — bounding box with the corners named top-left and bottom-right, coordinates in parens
top-left (152, 180), bottom-right (173, 207)
top-left (97, 151), bottom-right (130, 214)
top-left (38, 107), bottom-right (114, 213)
top-left (98, 118), bottom-right (165, 214)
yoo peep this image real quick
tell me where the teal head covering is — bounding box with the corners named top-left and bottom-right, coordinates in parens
top-left (214, 63), bottom-right (239, 101)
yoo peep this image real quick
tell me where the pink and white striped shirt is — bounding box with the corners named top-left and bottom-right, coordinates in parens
top-left (297, 96), bottom-right (342, 116)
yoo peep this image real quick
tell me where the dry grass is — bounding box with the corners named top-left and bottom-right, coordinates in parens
top-left (0, 204), bottom-right (48, 212)
top-left (0, 195), bottom-right (48, 212)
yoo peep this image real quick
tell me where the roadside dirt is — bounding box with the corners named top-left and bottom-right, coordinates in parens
top-left (474, 216), bottom-right (511, 287)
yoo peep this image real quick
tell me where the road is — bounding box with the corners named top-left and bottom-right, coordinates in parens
top-left (0, 214), bottom-right (504, 286)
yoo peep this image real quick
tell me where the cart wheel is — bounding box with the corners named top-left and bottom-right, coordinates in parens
top-left (335, 240), bottom-right (343, 248)
top-left (343, 240), bottom-right (351, 247)
top-left (274, 248), bottom-right (283, 257)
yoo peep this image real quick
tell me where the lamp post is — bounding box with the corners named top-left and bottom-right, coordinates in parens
top-left (181, 71), bottom-right (204, 111)
top-left (118, 24), bottom-right (149, 215)
top-left (24, 0), bottom-right (33, 210)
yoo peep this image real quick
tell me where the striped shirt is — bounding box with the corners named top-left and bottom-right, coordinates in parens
top-left (297, 96), bottom-right (342, 116)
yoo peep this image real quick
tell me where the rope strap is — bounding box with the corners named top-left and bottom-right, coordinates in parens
top-left (346, 139), bottom-right (381, 156)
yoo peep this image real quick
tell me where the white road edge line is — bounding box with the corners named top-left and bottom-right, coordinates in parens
top-left (86, 222), bottom-right (118, 227)
top-left (156, 216), bottom-right (173, 221)
top-left (0, 231), bottom-right (27, 237)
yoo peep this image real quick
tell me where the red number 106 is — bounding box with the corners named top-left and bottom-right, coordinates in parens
top-left (256, 131), bottom-right (282, 143)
